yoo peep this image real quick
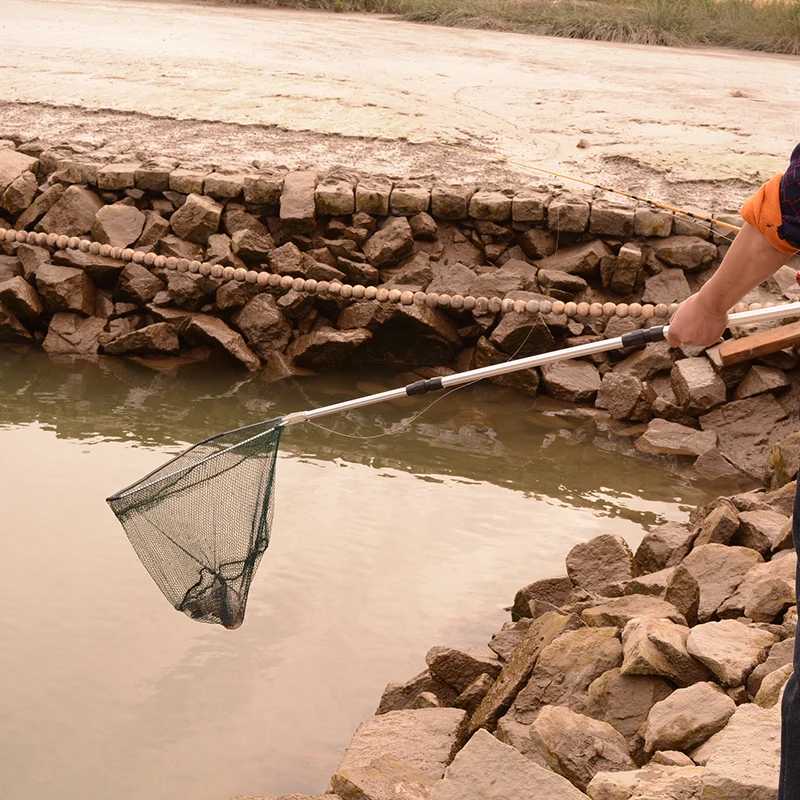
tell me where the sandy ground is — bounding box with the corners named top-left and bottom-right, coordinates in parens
top-left (1, 0), bottom-right (799, 211)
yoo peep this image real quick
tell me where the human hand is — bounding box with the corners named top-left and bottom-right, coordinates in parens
top-left (665, 292), bottom-right (729, 348)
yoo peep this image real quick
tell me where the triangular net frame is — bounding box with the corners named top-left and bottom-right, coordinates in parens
top-left (107, 418), bottom-right (284, 628)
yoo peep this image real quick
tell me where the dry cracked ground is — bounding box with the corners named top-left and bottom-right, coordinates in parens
top-left (1, 0), bottom-right (799, 213)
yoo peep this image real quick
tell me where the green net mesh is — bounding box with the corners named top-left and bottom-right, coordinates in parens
top-left (107, 418), bottom-right (284, 629)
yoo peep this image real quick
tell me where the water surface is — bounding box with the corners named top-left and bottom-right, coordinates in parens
top-left (0, 348), bottom-right (716, 800)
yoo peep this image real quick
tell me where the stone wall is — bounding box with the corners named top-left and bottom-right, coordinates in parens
top-left (1, 137), bottom-right (800, 487)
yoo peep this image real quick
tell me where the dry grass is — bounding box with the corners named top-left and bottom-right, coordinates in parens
top-left (212, 0), bottom-right (800, 54)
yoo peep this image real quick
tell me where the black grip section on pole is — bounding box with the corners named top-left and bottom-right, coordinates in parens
top-left (621, 326), bottom-right (666, 349)
top-left (406, 377), bottom-right (444, 396)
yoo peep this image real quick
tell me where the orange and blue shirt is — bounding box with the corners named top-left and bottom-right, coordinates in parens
top-left (741, 143), bottom-right (800, 254)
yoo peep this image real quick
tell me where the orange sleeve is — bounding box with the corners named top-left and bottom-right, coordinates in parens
top-left (740, 173), bottom-right (800, 255)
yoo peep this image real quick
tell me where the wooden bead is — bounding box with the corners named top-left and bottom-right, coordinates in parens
top-left (388, 289), bottom-right (401, 303)
top-left (245, 270), bottom-right (259, 284)
top-left (603, 302), bottom-right (617, 317)
top-left (364, 286), bottom-right (377, 300)
top-left (35, 233), bottom-right (49, 246)
top-left (223, 266), bottom-right (236, 280)
top-left (232, 268), bottom-right (246, 282)
top-left (281, 275), bottom-right (295, 290)
top-left (501, 298), bottom-right (514, 313)
top-left (513, 299), bottom-right (527, 314)
top-left (629, 303), bottom-right (642, 318)
top-left (450, 295), bottom-right (464, 310)
top-left (121, 248), bottom-right (134, 262)
top-left (154, 256), bottom-right (167, 269)
top-left (413, 291), bottom-right (427, 305)
top-left (269, 273), bottom-right (282, 288)
top-left (79, 239), bottom-right (91, 253)
top-left (15, 230), bottom-right (27, 243)
top-left (316, 279), bottom-right (330, 294)
top-left (89, 241), bottom-right (101, 255)
top-left (132, 251), bottom-right (145, 264)
top-left (667, 303), bottom-right (679, 316)
top-left (734, 302), bottom-right (747, 313)
top-left (3, 230), bottom-right (15, 244)
top-left (551, 300), bottom-right (565, 315)
top-left (642, 304), bottom-right (655, 319)
top-left (257, 271), bottom-right (270, 287)
top-left (576, 302), bottom-right (589, 317)
top-left (749, 302), bottom-right (761, 311)
top-left (110, 247), bottom-right (123, 260)
top-left (400, 291), bottom-right (414, 305)
top-left (351, 284), bottom-right (364, 299)
top-left (488, 297), bottom-right (502, 313)
top-left (47, 233), bottom-right (59, 247)
top-left (616, 303), bottom-right (629, 318)
top-left (189, 260), bottom-right (201, 274)
top-left (56, 235), bottom-right (69, 249)
top-left (564, 302), bottom-right (577, 317)
top-left (426, 293), bottom-right (440, 309)
top-left (376, 288), bottom-right (389, 302)
top-left (178, 259), bottom-right (191, 273)
top-left (540, 300), bottom-right (553, 314)
top-left (475, 297), bottom-right (489, 313)
top-left (589, 303), bottom-right (603, 317)
top-left (67, 236), bottom-right (80, 249)
top-left (164, 257), bottom-right (178, 270)
top-left (305, 278), bottom-right (319, 293)
top-left (211, 264), bottom-right (224, 278)
top-left (655, 303), bottom-right (668, 318)
top-left (438, 294), bottom-right (451, 308)
top-left (340, 284), bottom-right (353, 298)
top-left (463, 296), bottom-right (476, 310)
top-left (525, 300), bottom-right (540, 314)
top-left (292, 277), bottom-right (305, 292)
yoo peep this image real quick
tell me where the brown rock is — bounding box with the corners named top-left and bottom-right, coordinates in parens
top-left (735, 509), bottom-right (791, 555)
top-left (0, 148), bottom-right (38, 193)
top-left (734, 365), bottom-right (790, 400)
top-left (331, 755), bottom-right (436, 800)
top-left (566, 534), bottom-right (638, 595)
top-left (376, 670), bottom-right (459, 715)
top-left (0, 301), bottom-right (32, 341)
top-left (35, 263), bottom-right (96, 315)
top-left (15, 183), bottom-right (65, 230)
top-left (280, 171), bottom-right (317, 234)
top-left (664, 564), bottom-right (701, 627)
top-left (363, 217), bottom-right (415, 269)
top-left (1, 170), bottom-right (37, 214)
top-left (512, 575), bottom-right (573, 621)
top-left (454, 674), bottom-right (495, 716)
top-left (547, 198), bottom-right (590, 232)
top-left (53, 248), bottom-right (125, 287)
top-left (771, 431), bottom-right (800, 488)
top-left (596, 372), bottom-right (648, 421)
top-left (635, 418), bottom-right (717, 457)
top-left (635, 522), bottom-right (695, 574)
top-left (488, 310), bottom-right (555, 358)
top-left (91, 204), bottom-right (146, 248)
top-left (680, 543), bottom-right (763, 622)
top-left (510, 627), bottom-right (623, 723)
top-left (425, 647), bottom-right (502, 694)
top-left (0, 276), bottom-right (43, 319)
top-left (489, 619), bottom-right (535, 660)
top-left (536, 240), bottom-right (609, 277)
top-left (748, 637), bottom-right (795, 697)
top-left (38, 185), bottom-right (104, 237)
top-left (529, 705), bottom-right (635, 791)
top-left (287, 327), bottom-right (371, 369)
top-left (185, 314), bottom-right (261, 371)
top-left (671, 357), bottom-right (726, 414)
top-left (518, 228), bottom-right (557, 260)
top-left (642, 269), bottom-right (691, 305)
top-left (232, 294), bottom-right (293, 361)
top-left (620, 617), bottom-right (713, 688)
top-left (169, 193), bottom-right (222, 244)
top-left (103, 322), bottom-right (180, 355)
top-left (695, 503), bottom-right (740, 547)
top-left (651, 235), bottom-right (717, 270)
top-left (42, 312), bottom-right (105, 354)
top-left (113, 263), bottom-right (166, 306)
top-left (540, 360), bottom-right (601, 402)
top-left (469, 611), bottom-right (583, 734)
top-left (582, 595), bottom-right (686, 628)
top-left (391, 182), bottom-right (431, 216)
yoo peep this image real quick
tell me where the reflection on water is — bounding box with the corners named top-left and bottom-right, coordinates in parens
top-left (0, 348), bottom-right (716, 800)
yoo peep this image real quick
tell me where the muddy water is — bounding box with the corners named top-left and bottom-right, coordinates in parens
top-left (0, 348), bottom-right (717, 800)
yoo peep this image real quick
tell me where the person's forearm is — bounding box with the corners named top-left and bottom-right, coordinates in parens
top-left (695, 221), bottom-right (790, 313)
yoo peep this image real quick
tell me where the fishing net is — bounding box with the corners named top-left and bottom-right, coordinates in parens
top-left (107, 418), bottom-right (284, 629)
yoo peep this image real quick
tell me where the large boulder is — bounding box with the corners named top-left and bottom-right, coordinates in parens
top-left (701, 702), bottom-right (781, 800)
top-left (535, 240), bottom-right (609, 277)
top-left (0, 147), bottom-right (38, 193)
top-left (620, 617), bottom-right (712, 688)
top-left (38, 185), bottom-right (104, 237)
top-left (0, 276), bottom-right (43, 320)
top-left (585, 668), bottom-right (673, 743)
top-left (42, 312), bottom-right (105, 355)
top-left (53, 248), bottom-right (125, 287)
top-left (748, 637), bottom-right (795, 697)
top-left (489, 619), bottom-right (534, 661)
top-left (0, 301), bottom-right (32, 341)
top-left (680, 544), bottom-right (763, 622)
top-left (694, 503), bottom-right (740, 547)
top-left (330, 754), bottom-right (436, 800)
top-left (429, 728), bottom-right (588, 800)
top-left (635, 419), bottom-right (716, 457)
top-left (15, 183), bottom-right (65, 230)
top-left (734, 365), bottom-right (790, 400)
top-left (588, 765), bottom-right (705, 800)
top-left (185, 314), bottom-right (261, 371)
top-left (566, 534), bottom-right (638, 595)
top-left (489, 311), bottom-right (556, 358)
top-left (664, 564), bottom-right (701, 627)
top-left (642, 269), bottom-right (691, 305)
top-left (35, 263), bottom-right (96, 315)
top-left (91, 203), bottom-right (146, 248)
top-left (113, 263), bottom-right (166, 306)
top-left (528, 705), bottom-right (636, 792)
top-left (510, 627), bottom-right (623, 723)
top-left (735, 509), bottom-right (791, 555)
top-left (287, 327), bottom-right (371, 369)
top-left (642, 682), bottom-right (736, 753)
top-left (720, 552), bottom-right (796, 623)
top-left (635, 523), bottom-right (695, 574)
top-left (233, 294), bottom-right (293, 361)
top-left (425, 647), bottom-right (502, 694)
top-left (540, 360), bottom-right (601, 403)
top-left (376, 670), bottom-right (458, 715)
top-left (469, 611), bottom-right (583, 734)
top-left (512, 575), bottom-right (573, 621)
top-left (685, 620), bottom-right (775, 687)
top-left (651, 236), bottom-right (717, 270)
top-left (169, 193), bottom-right (223, 243)
top-left (363, 217), bottom-right (415, 269)
top-left (581, 596), bottom-right (686, 628)
top-left (2, 170), bottom-right (37, 214)
top-left (670, 358), bottom-right (726, 414)
top-left (279, 171), bottom-right (317, 233)
top-left (334, 708), bottom-right (467, 780)
top-left (103, 322), bottom-right (180, 356)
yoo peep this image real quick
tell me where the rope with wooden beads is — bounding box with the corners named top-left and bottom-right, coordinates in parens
top-left (0, 226), bottom-right (770, 319)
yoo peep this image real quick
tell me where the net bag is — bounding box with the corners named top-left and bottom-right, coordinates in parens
top-left (107, 418), bottom-right (284, 629)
